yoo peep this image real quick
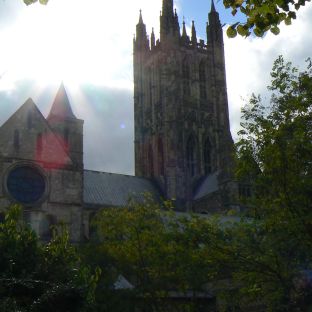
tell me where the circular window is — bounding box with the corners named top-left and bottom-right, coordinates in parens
top-left (7, 166), bottom-right (46, 204)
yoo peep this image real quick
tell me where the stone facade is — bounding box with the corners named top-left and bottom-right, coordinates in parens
top-left (133, 0), bottom-right (236, 210)
top-left (0, 85), bottom-right (84, 242)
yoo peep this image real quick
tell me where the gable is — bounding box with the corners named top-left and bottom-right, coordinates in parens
top-left (0, 98), bottom-right (72, 167)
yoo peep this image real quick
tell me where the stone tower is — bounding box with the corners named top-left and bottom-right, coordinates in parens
top-left (133, 0), bottom-right (234, 209)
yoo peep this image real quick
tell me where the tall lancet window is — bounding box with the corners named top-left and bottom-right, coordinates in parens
top-left (204, 137), bottom-right (212, 174)
top-left (149, 68), bottom-right (153, 106)
top-left (37, 133), bottom-right (43, 158)
top-left (182, 58), bottom-right (191, 97)
top-left (148, 145), bottom-right (154, 177)
top-left (27, 112), bottom-right (33, 129)
top-left (158, 138), bottom-right (164, 176)
top-left (186, 135), bottom-right (196, 177)
top-left (14, 130), bottom-right (20, 151)
top-left (199, 60), bottom-right (207, 100)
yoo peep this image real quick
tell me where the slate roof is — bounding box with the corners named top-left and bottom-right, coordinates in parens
top-left (83, 170), bottom-right (162, 208)
top-left (193, 171), bottom-right (219, 200)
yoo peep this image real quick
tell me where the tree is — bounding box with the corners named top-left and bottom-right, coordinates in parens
top-left (231, 55), bottom-right (312, 310)
top-left (87, 56), bottom-right (312, 311)
top-left (0, 205), bottom-right (100, 312)
top-left (225, 0), bottom-right (310, 37)
top-left (87, 196), bottom-right (219, 312)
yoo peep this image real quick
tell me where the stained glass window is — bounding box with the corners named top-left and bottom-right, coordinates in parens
top-left (7, 166), bottom-right (45, 204)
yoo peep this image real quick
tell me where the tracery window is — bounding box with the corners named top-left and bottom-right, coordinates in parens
top-left (7, 166), bottom-right (46, 204)
top-left (186, 135), bottom-right (196, 176)
top-left (203, 137), bottom-right (212, 174)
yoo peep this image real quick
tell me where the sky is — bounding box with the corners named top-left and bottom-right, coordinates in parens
top-left (0, 0), bottom-right (311, 175)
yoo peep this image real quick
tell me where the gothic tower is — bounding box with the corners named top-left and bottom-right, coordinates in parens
top-left (133, 0), bottom-right (234, 210)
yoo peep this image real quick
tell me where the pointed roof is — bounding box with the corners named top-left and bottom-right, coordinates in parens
top-left (47, 83), bottom-right (76, 121)
top-left (182, 19), bottom-right (187, 37)
top-left (211, 0), bottom-right (216, 12)
top-left (191, 20), bottom-right (197, 44)
top-left (138, 9), bottom-right (143, 24)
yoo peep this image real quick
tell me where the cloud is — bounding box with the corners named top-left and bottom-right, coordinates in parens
top-left (224, 4), bottom-right (312, 139)
top-left (0, 0), bottom-right (311, 175)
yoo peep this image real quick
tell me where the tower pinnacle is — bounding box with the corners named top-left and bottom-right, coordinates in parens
top-left (48, 83), bottom-right (76, 121)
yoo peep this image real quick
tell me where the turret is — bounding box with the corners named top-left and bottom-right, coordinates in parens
top-left (181, 18), bottom-right (190, 45)
top-left (160, 0), bottom-right (180, 43)
top-left (207, 0), bottom-right (223, 44)
top-left (191, 20), bottom-right (197, 46)
top-left (134, 10), bottom-right (149, 52)
top-left (151, 28), bottom-right (156, 49)
top-left (47, 83), bottom-right (84, 169)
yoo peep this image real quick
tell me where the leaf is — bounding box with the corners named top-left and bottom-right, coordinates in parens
top-left (270, 26), bottom-right (280, 35)
top-left (227, 26), bottom-right (238, 38)
top-left (284, 17), bottom-right (292, 25)
top-left (254, 27), bottom-right (264, 37)
top-left (237, 24), bottom-right (249, 36)
top-left (39, 0), bottom-right (49, 4)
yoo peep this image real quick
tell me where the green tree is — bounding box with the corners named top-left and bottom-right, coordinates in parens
top-left (231, 55), bottom-right (312, 310)
top-left (88, 196), bottom-right (218, 312)
top-left (0, 205), bottom-right (100, 312)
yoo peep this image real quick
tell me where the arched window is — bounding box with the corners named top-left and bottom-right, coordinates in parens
top-left (204, 138), bottom-right (212, 174)
top-left (182, 58), bottom-right (191, 97)
top-left (158, 138), bottom-right (164, 176)
top-left (148, 145), bottom-right (154, 177)
top-left (37, 133), bottom-right (43, 157)
top-left (14, 129), bottom-right (19, 151)
top-left (186, 136), bottom-right (196, 177)
top-left (199, 60), bottom-right (207, 100)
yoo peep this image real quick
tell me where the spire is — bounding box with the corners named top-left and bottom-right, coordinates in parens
top-left (162, 0), bottom-right (174, 17)
top-left (211, 0), bottom-right (216, 12)
top-left (191, 20), bottom-right (197, 45)
top-left (47, 83), bottom-right (76, 121)
top-left (207, 0), bottom-right (223, 43)
top-left (135, 10), bottom-right (149, 51)
top-left (182, 18), bottom-right (187, 37)
top-left (139, 9), bottom-right (143, 24)
top-left (160, 0), bottom-right (179, 42)
top-left (151, 27), bottom-right (156, 48)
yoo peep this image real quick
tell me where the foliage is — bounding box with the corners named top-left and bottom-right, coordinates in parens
top-left (88, 195), bottom-right (219, 311)
top-left (233, 55), bottom-right (312, 310)
top-left (225, 0), bottom-right (310, 38)
top-left (86, 56), bottom-right (312, 311)
top-left (0, 204), bottom-right (100, 312)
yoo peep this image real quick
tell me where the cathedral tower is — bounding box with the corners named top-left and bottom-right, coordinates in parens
top-left (133, 0), bottom-right (234, 210)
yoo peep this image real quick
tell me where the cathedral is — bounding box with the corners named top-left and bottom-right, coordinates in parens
top-left (0, 0), bottom-right (237, 241)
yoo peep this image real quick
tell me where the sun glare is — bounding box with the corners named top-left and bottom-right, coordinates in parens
top-left (0, 0), bottom-right (144, 90)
